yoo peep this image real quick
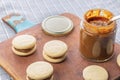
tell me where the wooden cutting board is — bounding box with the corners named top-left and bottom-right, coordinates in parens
top-left (0, 13), bottom-right (120, 80)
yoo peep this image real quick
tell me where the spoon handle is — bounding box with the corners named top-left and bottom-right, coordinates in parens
top-left (110, 15), bottom-right (120, 21)
top-left (107, 15), bottom-right (120, 25)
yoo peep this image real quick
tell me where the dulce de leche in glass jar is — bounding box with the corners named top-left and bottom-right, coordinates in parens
top-left (80, 9), bottom-right (116, 62)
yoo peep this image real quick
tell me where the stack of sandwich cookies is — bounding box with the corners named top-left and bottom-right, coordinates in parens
top-left (12, 35), bottom-right (36, 56)
top-left (26, 61), bottom-right (54, 80)
top-left (43, 40), bottom-right (68, 63)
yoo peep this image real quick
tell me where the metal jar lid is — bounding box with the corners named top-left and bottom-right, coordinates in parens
top-left (42, 15), bottom-right (73, 36)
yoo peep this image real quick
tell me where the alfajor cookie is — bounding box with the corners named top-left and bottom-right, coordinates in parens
top-left (26, 61), bottom-right (54, 80)
top-left (12, 34), bottom-right (36, 56)
top-left (43, 51), bottom-right (66, 63)
top-left (83, 65), bottom-right (108, 80)
top-left (117, 54), bottom-right (120, 67)
top-left (43, 40), bottom-right (68, 63)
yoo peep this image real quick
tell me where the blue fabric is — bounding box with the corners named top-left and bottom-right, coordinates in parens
top-left (7, 16), bottom-right (23, 27)
top-left (14, 20), bottom-right (35, 32)
top-left (7, 15), bottom-right (36, 32)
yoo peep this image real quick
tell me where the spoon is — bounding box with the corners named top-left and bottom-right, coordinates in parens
top-left (108, 15), bottom-right (120, 25)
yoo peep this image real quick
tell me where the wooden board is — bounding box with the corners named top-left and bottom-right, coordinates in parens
top-left (0, 13), bottom-right (120, 80)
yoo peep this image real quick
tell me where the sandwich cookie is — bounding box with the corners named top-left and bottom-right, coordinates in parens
top-left (12, 34), bottom-right (36, 56)
top-left (42, 15), bottom-right (73, 36)
top-left (117, 54), bottom-right (120, 67)
top-left (43, 40), bottom-right (68, 63)
top-left (83, 65), bottom-right (108, 80)
top-left (26, 61), bottom-right (54, 80)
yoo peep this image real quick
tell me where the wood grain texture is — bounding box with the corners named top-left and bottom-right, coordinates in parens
top-left (0, 13), bottom-right (120, 80)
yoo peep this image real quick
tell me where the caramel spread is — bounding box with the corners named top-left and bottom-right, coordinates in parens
top-left (15, 47), bottom-right (34, 53)
top-left (88, 17), bottom-right (109, 26)
top-left (80, 28), bottom-right (115, 60)
top-left (80, 9), bottom-right (116, 62)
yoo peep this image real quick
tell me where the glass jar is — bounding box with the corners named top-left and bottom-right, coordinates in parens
top-left (80, 9), bottom-right (116, 62)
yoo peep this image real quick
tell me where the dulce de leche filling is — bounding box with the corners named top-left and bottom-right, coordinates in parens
top-left (83, 9), bottom-right (116, 34)
top-left (84, 17), bottom-right (115, 34)
top-left (14, 46), bottom-right (34, 53)
top-left (80, 9), bottom-right (116, 61)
